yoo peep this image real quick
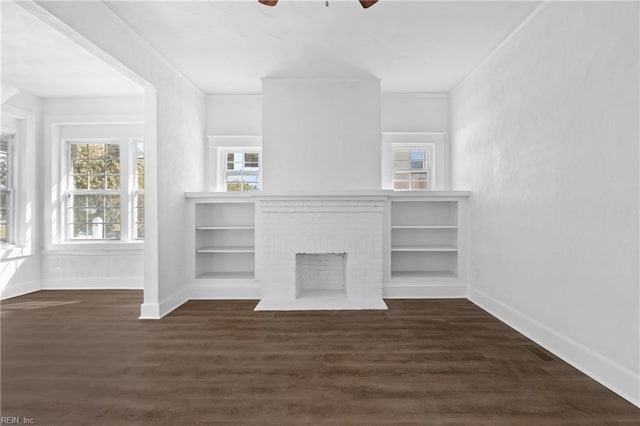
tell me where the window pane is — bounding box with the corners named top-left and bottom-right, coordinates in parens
top-left (136, 159), bottom-right (144, 189)
top-left (1, 135), bottom-right (13, 244)
top-left (393, 180), bottom-right (410, 190)
top-left (135, 142), bottom-right (144, 191)
top-left (106, 172), bottom-right (120, 190)
top-left (394, 151), bottom-right (410, 161)
top-left (0, 139), bottom-right (7, 189)
top-left (245, 153), bottom-right (259, 163)
top-left (68, 194), bottom-right (120, 240)
top-left (394, 160), bottom-right (411, 170)
top-left (393, 172), bottom-right (410, 181)
top-left (106, 144), bottom-right (119, 158)
top-left (90, 173), bottom-right (106, 190)
top-left (411, 172), bottom-right (428, 181)
top-left (410, 151), bottom-right (425, 161)
top-left (87, 144), bottom-right (105, 159)
top-left (136, 193), bottom-right (144, 239)
top-left (70, 144), bottom-right (121, 190)
top-left (0, 190), bottom-right (8, 243)
top-left (224, 151), bottom-right (260, 192)
top-left (71, 159), bottom-right (90, 189)
top-left (393, 147), bottom-right (432, 191)
top-left (226, 181), bottom-right (242, 191)
top-left (243, 174), bottom-right (259, 184)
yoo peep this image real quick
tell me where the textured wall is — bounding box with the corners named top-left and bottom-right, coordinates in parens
top-left (452, 2), bottom-right (639, 404)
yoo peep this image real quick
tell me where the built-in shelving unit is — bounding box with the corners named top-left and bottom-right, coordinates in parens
top-left (186, 191), bottom-right (468, 300)
top-left (194, 202), bottom-right (255, 280)
top-left (390, 199), bottom-right (459, 280)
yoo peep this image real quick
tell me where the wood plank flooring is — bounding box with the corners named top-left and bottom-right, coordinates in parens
top-left (1, 290), bottom-right (638, 425)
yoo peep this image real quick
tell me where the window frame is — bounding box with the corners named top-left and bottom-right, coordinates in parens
top-left (132, 139), bottom-right (144, 240)
top-left (391, 143), bottom-right (435, 191)
top-left (0, 132), bottom-right (15, 246)
top-left (216, 146), bottom-right (262, 192)
top-left (64, 139), bottom-right (123, 241)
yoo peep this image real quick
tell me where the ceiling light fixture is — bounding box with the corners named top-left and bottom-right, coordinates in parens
top-left (259, 0), bottom-right (379, 9)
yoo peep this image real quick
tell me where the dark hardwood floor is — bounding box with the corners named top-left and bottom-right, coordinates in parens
top-left (1, 290), bottom-right (638, 425)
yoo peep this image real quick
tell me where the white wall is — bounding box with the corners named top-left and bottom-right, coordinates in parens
top-left (32, 1), bottom-right (206, 318)
top-left (382, 93), bottom-right (449, 133)
top-left (205, 95), bottom-right (262, 190)
top-left (1, 92), bottom-right (42, 299)
top-left (380, 94), bottom-right (451, 190)
top-left (205, 94), bottom-right (261, 136)
top-left (451, 2), bottom-right (639, 406)
top-left (262, 78), bottom-right (381, 193)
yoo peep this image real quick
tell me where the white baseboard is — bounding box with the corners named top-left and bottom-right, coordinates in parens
top-left (139, 287), bottom-right (189, 319)
top-left (383, 283), bottom-right (466, 299)
top-left (0, 280), bottom-right (41, 300)
top-left (188, 283), bottom-right (261, 300)
top-left (41, 277), bottom-right (143, 290)
top-left (468, 286), bottom-right (640, 408)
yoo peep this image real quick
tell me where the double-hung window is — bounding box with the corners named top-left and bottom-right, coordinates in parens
top-left (0, 133), bottom-right (14, 244)
top-left (392, 145), bottom-right (434, 190)
top-left (223, 150), bottom-right (260, 192)
top-left (67, 141), bottom-right (121, 240)
top-left (133, 140), bottom-right (144, 239)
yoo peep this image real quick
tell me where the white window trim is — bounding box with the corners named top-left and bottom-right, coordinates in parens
top-left (381, 132), bottom-right (448, 191)
top-left (0, 131), bottom-right (16, 247)
top-left (206, 135), bottom-right (262, 192)
top-left (45, 117), bottom-right (144, 252)
top-left (216, 146), bottom-right (262, 192)
top-left (131, 138), bottom-right (144, 241)
top-left (391, 143), bottom-right (435, 191)
top-left (1, 104), bottom-right (36, 260)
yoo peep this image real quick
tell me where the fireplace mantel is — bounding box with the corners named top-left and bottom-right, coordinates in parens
top-left (185, 190), bottom-right (470, 199)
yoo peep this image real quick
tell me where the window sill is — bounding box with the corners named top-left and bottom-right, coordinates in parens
top-left (46, 241), bottom-right (144, 255)
top-left (1, 245), bottom-right (34, 261)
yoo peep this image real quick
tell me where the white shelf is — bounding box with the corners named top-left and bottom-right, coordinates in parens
top-left (391, 270), bottom-right (457, 279)
top-left (391, 245), bottom-right (457, 252)
top-left (196, 271), bottom-right (255, 280)
top-left (196, 246), bottom-right (255, 253)
top-left (196, 226), bottom-right (255, 230)
top-left (391, 225), bottom-right (457, 229)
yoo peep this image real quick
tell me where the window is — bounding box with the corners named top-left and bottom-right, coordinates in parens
top-left (134, 141), bottom-right (144, 239)
top-left (224, 151), bottom-right (260, 192)
top-left (0, 133), bottom-right (14, 244)
top-left (67, 142), bottom-right (121, 240)
top-left (392, 146), bottom-right (434, 190)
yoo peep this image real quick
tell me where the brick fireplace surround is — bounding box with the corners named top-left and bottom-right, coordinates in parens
top-left (254, 198), bottom-right (387, 310)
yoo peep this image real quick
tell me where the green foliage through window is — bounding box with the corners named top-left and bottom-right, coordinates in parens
top-left (68, 143), bottom-right (121, 240)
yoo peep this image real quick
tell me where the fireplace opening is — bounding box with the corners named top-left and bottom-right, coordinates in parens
top-left (295, 253), bottom-right (347, 298)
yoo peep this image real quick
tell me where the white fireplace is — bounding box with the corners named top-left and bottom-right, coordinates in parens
top-left (254, 197), bottom-right (387, 310)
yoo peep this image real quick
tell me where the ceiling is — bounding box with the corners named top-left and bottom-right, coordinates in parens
top-left (105, 0), bottom-right (539, 94)
top-left (1, 1), bottom-right (143, 98)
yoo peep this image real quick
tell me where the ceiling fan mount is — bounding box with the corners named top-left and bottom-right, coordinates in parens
top-left (259, 0), bottom-right (379, 9)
